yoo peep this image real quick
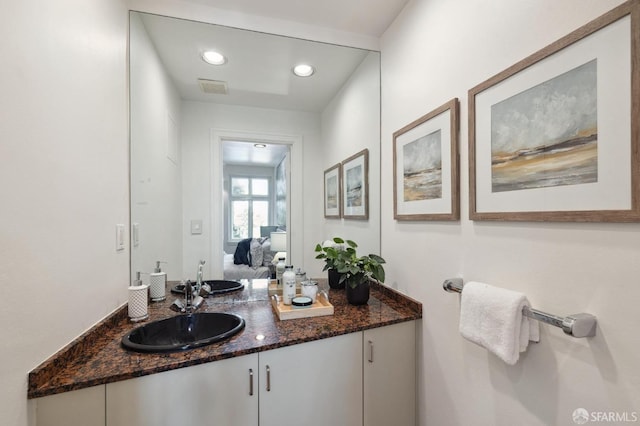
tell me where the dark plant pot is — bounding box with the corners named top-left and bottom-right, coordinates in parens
top-left (346, 278), bottom-right (370, 305)
top-left (328, 268), bottom-right (345, 289)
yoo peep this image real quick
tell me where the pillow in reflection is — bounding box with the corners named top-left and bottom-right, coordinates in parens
top-left (250, 238), bottom-right (263, 268)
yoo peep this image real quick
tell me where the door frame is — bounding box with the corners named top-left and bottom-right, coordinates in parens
top-left (210, 128), bottom-right (303, 278)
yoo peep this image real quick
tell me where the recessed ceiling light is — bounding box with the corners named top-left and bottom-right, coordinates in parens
top-left (202, 50), bottom-right (227, 65)
top-left (293, 64), bottom-right (315, 77)
top-left (254, 143), bottom-right (267, 148)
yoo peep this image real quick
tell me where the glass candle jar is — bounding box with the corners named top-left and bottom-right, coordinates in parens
top-left (301, 280), bottom-right (318, 303)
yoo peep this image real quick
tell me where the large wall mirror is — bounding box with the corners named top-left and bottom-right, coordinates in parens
top-left (130, 11), bottom-right (381, 284)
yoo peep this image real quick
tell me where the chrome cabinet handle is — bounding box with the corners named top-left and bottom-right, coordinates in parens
top-left (266, 365), bottom-right (271, 391)
top-left (368, 340), bottom-right (374, 363)
top-left (249, 368), bottom-right (254, 396)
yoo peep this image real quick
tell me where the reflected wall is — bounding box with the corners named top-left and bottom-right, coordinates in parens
top-left (130, 11), bottom-right (380, 282)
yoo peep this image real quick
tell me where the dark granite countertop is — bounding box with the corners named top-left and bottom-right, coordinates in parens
top-left (28, 279), bottom-right (421, 399)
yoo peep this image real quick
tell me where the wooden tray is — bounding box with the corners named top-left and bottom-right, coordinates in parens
top-left (268, 280), bottom-right (302, 296)
top-left (271, 291), bottom-right (334, 320)
top-left (268, 280), bottom-right (281, 296)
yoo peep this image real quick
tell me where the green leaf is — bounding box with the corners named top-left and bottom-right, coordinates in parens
top-left (333, 237), bottom-right (344, 244)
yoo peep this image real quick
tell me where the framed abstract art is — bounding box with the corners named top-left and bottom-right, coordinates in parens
top-left (468, 1), bottom-right (639, 222)
top-left (393, 99), bottom-right (460, 220)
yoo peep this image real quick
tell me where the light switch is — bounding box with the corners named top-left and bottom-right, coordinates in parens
top-left (191, 220), bottom-right (203, 235)
top-left (116, 224), bottom-right (126, 251)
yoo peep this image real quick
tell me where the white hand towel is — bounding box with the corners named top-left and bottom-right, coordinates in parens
top-left (459, 281), bottom-right (540, 365)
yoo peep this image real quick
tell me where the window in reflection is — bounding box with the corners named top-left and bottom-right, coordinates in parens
top-left (230, 177), bottom-right (270, 239)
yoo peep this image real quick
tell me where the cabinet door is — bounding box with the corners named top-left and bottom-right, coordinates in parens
top-left (106, 353), bottom-right (258, 426)
top-left (259, 333), bottom-right (362, 426)
top-left (36, 385), bottom-right (105, 426)
top-left (364, 321), bottom-right (416, 426)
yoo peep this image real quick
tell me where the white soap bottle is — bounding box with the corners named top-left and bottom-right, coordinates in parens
top-left (128, 272), bottom-right (149, 322)
top-left (282, 265), bottom-right (296, 305)
top-left (149, 261), bottom-right (167, 302)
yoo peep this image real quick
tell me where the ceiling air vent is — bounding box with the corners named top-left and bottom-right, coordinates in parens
top-left (198, 79), bottom-right (228, 95)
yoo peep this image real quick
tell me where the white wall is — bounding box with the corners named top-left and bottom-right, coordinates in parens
top-left (130, 12), bottom-right (183, 281)
top-left (180, 102), bottom-right (322, 279)
top-left (320, 52), bottom-right (381, 257)
top-left (0, 1), bottom-right (129, 425)
top-left (381, 1), bottom-right (639, 425)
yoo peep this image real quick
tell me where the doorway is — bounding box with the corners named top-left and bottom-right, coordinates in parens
top-left (210, 129), bottom-right (302, 279)
top-left (222, 140), bottom-right (289, 254)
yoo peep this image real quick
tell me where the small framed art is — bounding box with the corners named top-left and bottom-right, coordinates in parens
top-left (393, 98), bottom-right (460, 220)
top-left (324, 163), bottom-right (341, 218)
top-left (342, 149), bottom-right (369, 220)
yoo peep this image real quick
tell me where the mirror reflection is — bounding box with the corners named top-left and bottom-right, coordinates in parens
top-left (130, 11), bottom-right (380, 284)
top-left (221, 140), bottom-right (289, 280)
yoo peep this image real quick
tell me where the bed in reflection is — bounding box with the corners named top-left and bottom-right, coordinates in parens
top-left (223, 251), bottom-right (271, 280)
top-left (223, 227), bottom-right (282, 281)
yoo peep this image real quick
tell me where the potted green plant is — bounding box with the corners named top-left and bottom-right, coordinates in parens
top-left (314, 237), bottom-right (347, 289)
top-left (315, 238), bottom-right (385, 305)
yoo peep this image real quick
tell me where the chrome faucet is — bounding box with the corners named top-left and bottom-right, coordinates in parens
top-left (196, 260), bottom-right (205, 293)
top-left (169, 279), bottom-right (204, 313)
top-left (184, 280), bottom-right (193, 312)
top-left (169, 260), bottom-right (207, 313)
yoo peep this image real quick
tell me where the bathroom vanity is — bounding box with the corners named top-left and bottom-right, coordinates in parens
top-left (30, 279), bottom-right (420, 426)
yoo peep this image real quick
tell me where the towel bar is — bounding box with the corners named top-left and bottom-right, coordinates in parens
top-left (443, 278), bottom-right (597, 338)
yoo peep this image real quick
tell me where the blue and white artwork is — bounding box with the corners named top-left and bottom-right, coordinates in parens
top-left (491, 59), bottom-right (598, 193)
top-left (402, 129), bottom-right (442, 201)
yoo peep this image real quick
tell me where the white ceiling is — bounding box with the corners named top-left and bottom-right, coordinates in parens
top-left (139, 13), bottom-right (371, 112)
top-left (137, 0), bottom-right (407, 165)
top-left (222, 140), bottom-right (290, 167)
top-left (176, 0), bottom-right (409, 37)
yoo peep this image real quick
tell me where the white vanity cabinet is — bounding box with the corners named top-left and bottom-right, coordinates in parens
top-left (35, 385), bottom-right (105, 426)
top-left (35, 321), bottom-right (416, 426)
top-left (363, 321), bottom-right (416, 426)
top-left (104, 333), bottom-right (362, 426)
top-left (105, 353), bottom-right (259, 426)
top-left (258, 332), bottom-right (362, 426)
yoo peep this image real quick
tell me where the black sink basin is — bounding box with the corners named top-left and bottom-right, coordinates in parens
top-left (121, 312), bottom-right (245, 353)
top-left (171, 280), bottom-right (244, 296)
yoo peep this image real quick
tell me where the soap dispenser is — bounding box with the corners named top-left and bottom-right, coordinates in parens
top-left (149, 261), bottom-right (167, 302)
top-left (128, 272), bottom-right (149, 322)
